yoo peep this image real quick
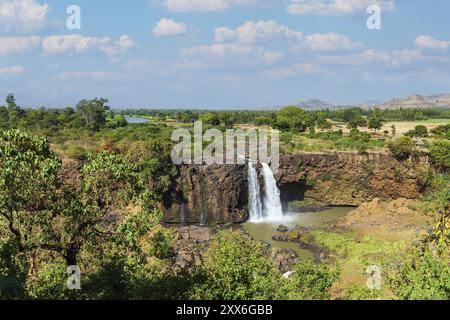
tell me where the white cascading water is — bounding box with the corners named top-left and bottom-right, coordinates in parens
top-left (261, 163), bottom-right (283, 221)
top-left (248, 161), bottom-right (263, 221)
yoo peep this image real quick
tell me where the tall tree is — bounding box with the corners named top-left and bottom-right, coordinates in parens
top-left (0, 130), bottom-right (61, 253)
top-left (76, 98), bottom-right (110, 131)
top-left (6, 94), bottom-right (18, 111)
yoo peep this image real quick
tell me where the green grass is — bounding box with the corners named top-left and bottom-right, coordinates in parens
top-left (311, 230), bottom-right (406, 264)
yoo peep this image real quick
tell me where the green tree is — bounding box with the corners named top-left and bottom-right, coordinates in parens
top-left (414, 125), bottom-right (428, 138)
top-left (76, 98), bottom-right (110, 131)
top-left (388, 136), bottom-right (415, 160)
top-left (0, 130), bottom-right (61, 253)
top-left (368, 117), bottom-right (383, 132)
top-left (429, 140), bottom-right (450, 171)
top-left (275, 106), bottom-right (309, 132)
top-left (391, 124), bottom-right (396, 137)
top-left (6, 94), bottom-right (18, 111)
top-left (191, 231), bottom-right (281, 300)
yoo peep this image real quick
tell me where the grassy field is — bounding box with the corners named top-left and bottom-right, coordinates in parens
top-left (332, 119), bottom-right (449, 136)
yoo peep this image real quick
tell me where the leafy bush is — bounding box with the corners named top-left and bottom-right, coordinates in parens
top-left (190, 231), bottom-right (281, 300)
top-left (275, 106), bottom-right (309, 132)
top-left (64, 144), bottom-right (87, 160)
top-left (284, 260), bottom-right (339, 300)
top-left (429, 140), bottom-right (450, 171)
top-left (388, 136), bottom-right (415, 160)
top-left (386, 245), bottom-right (450, 300)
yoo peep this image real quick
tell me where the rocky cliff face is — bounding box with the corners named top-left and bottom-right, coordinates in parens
top-left (162, 152), bottom-right (430, 223)
top-left (163, 164), bottom-right (248, 224)
top-left (277, 152), bottom-right (429, 206)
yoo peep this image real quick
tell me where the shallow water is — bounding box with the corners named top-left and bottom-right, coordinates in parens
top-left (243, 207), bottom-right (354, 259)
top-left (125, 116), bottom-right (149, 124)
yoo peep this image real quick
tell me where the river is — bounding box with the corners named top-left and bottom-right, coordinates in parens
top-left (125, 116), bottom-right (150, 124)
top-left (243, 206), bottom-right (354, 259)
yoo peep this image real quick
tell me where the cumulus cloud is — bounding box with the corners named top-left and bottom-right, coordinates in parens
top-left (101, 35), bottom-right (139, 56)
top-left (0, 65), bottom-right (25, 75)
top-left (0, 35), bottom-right (40, 54)
top-left (42, 34), bottom-right (138, 56)
top-left (294, 32), bottom-right (363, 51)
top-left (153, 18), bottom-right (187, 37)
top-left (415, 35), bottom-right (450, 51)
top-left (214, 20), bottom-right (303, 44)
top-left (0, 0), bottom-right (49, 34)
top-left (158, 0), bottom-right (270, 12)
top-left (287, 0), bottom-right (395, 16)
top-left (214, 21), bottom-right (360, 53)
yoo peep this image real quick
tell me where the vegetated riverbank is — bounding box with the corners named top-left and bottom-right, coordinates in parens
top-left (166, 195), bottom-right (435, 300)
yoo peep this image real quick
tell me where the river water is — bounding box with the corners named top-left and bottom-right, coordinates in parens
top-left (243, 206), bottom-right (354, 259)
top-left (125, 116), bottom-right (150, 124)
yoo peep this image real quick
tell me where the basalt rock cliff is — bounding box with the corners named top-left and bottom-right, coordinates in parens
top-left (162, 152), bottom-right (430, 224)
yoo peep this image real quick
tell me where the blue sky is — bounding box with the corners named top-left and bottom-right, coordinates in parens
top-left (1, 0), bottom-right (450, 109)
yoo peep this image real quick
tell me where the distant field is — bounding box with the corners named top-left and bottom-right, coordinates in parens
top-left (334, 119), bottom-right (449, 135)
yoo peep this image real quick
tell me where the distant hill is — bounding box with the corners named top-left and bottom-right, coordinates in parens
top-left (297, 99), bottom-right (334, 110)
top-left (379, 94), bottom-right (450, 109)
top-left (292, 94), bottom-right (450, 110)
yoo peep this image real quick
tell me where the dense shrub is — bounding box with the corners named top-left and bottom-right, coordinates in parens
top-left (388, 136), bottom-right (415, 160)
top-left (429, 140), bottom-right (450, 171)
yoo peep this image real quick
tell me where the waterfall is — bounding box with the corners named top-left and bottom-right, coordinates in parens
top-left (179, 202), bottom-right (186, 225)
top-left (261, 163), bottom-right (283, 220)
top-left (248, 161), bottom-right (263, 221)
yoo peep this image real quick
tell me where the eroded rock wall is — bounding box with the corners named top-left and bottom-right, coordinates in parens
top-left (277, 152), bottom-right (429, 206)
top-left (162, 152), bottom-right (430, 223)
top-left (163, 164), bottom-right (248, 224)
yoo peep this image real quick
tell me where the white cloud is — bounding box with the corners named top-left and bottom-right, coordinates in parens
top-left (153, 18), bottom-right (187, 37)
top-left (54, 71), bottom-right (116, 81)
top-left (0, 0), bottom-right (49, 34)
top-left (0, 65), bottom-right (25, 75)
top-left (0, 35), bottom-right (40, 54)
top-left (415, 35), bottom-right (450, 51)
top-left (214, 20), bottom-right (303, 44)
top-left (287, 0), bottom-right (395, 16)
top-left (214, 21), bottom-right (359, 53)
top-left (319, 49), bottom-right (423, 66)
top-left (158, 0), bottom-right (270, 12)
top-left (293, 32), bottom-right (363, 51)
top-left (42, 34), bottom-right (138, 56)
top-left (101, 35), bottom-right (139, 56)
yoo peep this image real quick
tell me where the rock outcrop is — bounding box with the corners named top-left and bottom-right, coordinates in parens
top-left (277, 152), bottom-right (430, 207)
top-left (163, 164), bottom-right (248, 224)
top-left (335, 198), bottom-right (431, 231)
